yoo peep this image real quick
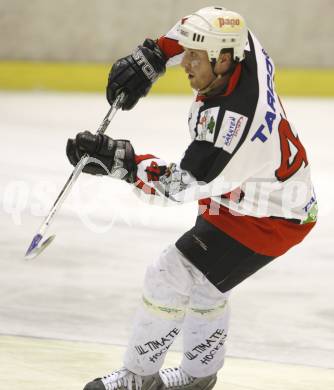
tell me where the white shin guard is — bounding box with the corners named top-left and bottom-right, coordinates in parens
top-left (124, 245), bottom-right (230, 377)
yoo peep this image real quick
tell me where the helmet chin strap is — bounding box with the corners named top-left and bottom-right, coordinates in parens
top-left (198, 75), bottom-right (222, 95)
top-left (198, 60), bottom-right (236, 95)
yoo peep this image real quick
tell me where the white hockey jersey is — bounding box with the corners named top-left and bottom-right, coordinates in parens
top-left (133, 23), bottom-right (317, 257)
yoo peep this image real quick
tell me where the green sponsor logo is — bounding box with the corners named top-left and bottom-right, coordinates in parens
top-left (303, 202), bottom-right (318, 224)
top-left (207, 116), bottom-right (215, 133)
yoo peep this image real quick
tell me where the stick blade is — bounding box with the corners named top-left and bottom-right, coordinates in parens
top-left (25, 234), bottom-right (56, 260)
top-left (25, 234), bottom-right (43, 258)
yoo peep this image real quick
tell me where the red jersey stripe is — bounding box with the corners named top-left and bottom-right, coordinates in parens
top-left (223, 63), bottom-right (242, 96)
top-left (199, 198), bottom-right (316, 257)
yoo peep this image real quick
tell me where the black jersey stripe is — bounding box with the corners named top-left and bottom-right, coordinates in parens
top-left (204, 32), bottom-right (260, 183)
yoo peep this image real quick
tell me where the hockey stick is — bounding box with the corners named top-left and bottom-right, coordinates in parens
top-left (24, 93), bottom-right (126, 260)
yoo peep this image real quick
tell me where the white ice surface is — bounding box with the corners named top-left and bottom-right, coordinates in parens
top-left (0, 92), bottom-right (333, 369)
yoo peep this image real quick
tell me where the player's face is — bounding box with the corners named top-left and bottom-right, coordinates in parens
top-left (181, 48), bottom-right (216, 91)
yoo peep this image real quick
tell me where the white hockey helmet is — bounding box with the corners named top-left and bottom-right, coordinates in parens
top-left (178, 6), bottom-right (248, 62)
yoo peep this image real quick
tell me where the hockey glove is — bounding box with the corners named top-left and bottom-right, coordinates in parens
top-left (107, 39), bottom-right (166, 110)
top-left (66, 131), bottom-right (137, 183)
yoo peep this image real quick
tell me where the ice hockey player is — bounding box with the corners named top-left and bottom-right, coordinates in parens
top-left (66, 6), bottom-right (318, 390)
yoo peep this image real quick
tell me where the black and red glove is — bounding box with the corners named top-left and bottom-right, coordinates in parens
top-left (106, 39), bottom-right (166, 110)
top-left (66, 131), bottom-right (137, 183)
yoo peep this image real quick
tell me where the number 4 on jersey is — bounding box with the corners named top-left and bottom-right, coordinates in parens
top-left (275, 118), bottom-right (309, 181)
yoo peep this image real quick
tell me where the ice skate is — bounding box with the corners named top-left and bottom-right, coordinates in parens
top-left (83, 367), bottom-right (163, 390)
top-left (159, 367), bottom-right (217, 390)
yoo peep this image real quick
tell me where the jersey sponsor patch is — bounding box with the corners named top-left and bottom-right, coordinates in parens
top-left (195, 107), bottom-right (220, 143)
top-left (215, 110), bottom-right (248, 153)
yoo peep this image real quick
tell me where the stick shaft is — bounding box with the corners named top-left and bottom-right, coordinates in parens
top-left (37, 94), bottom-right (124, 237)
